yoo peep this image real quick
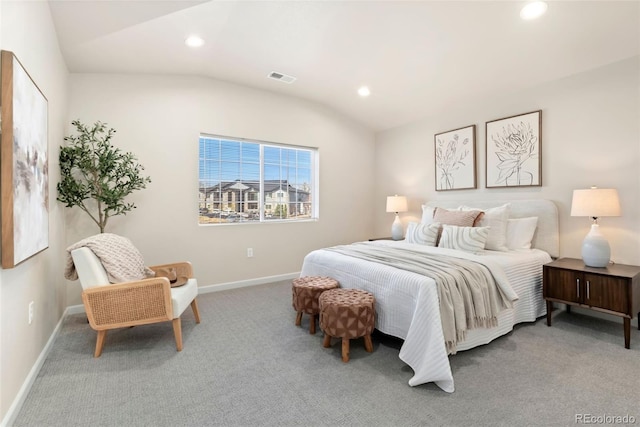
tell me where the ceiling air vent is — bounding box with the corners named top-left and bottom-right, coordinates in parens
top-left (268, 71), bottom-right (296, 84)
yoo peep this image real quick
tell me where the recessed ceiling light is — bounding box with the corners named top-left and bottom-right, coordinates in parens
top-left (520, 1), bottom-right (548, 20)
top-left (358, 86), bottom-right (371, 97)
top-left (185, 35), bottom-right (204, 48)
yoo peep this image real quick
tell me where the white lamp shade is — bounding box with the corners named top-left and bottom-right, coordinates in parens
top-left (386, 195), bottom-right (408, 213)
top-left (571, 188), bottom-right (620, 217)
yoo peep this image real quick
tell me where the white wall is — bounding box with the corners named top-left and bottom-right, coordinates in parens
top-left (375, 56), bottom-right (640, 266)
top-left (66, 74), bottom-right (375, 304)
top-left (0, 1), bottom-right (69, 423)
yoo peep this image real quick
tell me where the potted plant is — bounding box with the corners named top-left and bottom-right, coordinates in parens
top-left (57, 120), bottom-right (151, 233)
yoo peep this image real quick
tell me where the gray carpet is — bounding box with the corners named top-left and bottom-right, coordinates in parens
top-left (14, 280), bottom-right (640, 427)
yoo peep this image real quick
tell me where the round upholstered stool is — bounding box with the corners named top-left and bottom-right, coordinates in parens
top-left (319, 288), bottom-right (375, 362)
top-left (292, 276), bottom-right (340, 334)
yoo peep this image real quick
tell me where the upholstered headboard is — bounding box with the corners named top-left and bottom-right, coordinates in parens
top-left (425, 199), bottom-right (559, 258)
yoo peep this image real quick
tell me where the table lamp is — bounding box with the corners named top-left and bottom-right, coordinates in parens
top-left (570, 187), bottom-right (620, 267)
top-left (386, 195), bottom-right (408, 240)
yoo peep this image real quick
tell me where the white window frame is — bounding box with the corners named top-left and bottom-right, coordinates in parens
top-left (198, 133), bottom-right (319, 225)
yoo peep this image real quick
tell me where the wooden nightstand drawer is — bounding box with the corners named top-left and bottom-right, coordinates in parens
top-left (543, 257), bottom-right (640, 349)
top-left (584, 275), bottom-right (628, 313)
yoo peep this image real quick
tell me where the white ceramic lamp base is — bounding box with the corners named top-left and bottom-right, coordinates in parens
top-left (391, 214), bottom-right (403, 240)
top-left (581, 223), bottom-right (611, 268)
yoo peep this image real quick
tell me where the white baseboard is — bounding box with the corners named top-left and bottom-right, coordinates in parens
top-left (1, 306), bottom-right (75, 427)
top-left (65, 304), bottom-right (86, 315)
top-left (0, 273), bottom-right (299, 426)
top-left (198, 272), bottom-right (299, 294)
top-left (59, 273), bottom-right (301, 316)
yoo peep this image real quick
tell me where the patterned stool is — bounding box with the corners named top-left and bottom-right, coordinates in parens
top-left (319, 288), bottom-right (375, 362)
top-left (292, 276), bottom-right (339, 334)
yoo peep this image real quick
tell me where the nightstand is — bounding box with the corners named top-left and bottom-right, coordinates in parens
top-left (543, 258), bottom-right (640, 349)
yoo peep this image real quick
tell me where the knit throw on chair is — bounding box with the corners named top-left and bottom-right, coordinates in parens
top-left (65, 233), bottom-right (155, 283)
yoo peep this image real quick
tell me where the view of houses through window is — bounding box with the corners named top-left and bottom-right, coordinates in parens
top-left (199, 134), bottom-right (317, 224)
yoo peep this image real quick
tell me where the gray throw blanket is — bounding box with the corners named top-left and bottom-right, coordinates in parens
top-left (325, 242), bottom-right (512, 353)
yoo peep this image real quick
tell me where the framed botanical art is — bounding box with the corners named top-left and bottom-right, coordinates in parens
top-left (485, 110), bottom-right (541, 188)
top-left (1, 50), bottom-right (49, 268)
top-left (434, 124), bottom-right (476, 191)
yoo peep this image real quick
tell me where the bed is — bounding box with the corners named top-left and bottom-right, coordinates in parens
top-left (300, 199), bottom-right (558, 392)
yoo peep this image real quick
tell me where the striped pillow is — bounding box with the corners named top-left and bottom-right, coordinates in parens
top-left (438, 225), bottom-right (489, 252)
top-left (405, 222), bottom-right (440, 246)
top-left (433, 207), bottom-right (483, 227)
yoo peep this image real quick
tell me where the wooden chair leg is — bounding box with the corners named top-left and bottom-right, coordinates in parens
top-left (191, 299), bottom-right (201, 324)
top-left (364, 334), bottom-right (373, 353)
top-left (309, 314), bottom-right (317, 335)
top-left (323, 334), bottom-right (332, 348)
top-left (94, 330), bottom-right (107, 358)
top-left (341, 337), bottom-right (350, 363)
top-left (172, 318), bottom-right (183, 351)
top-left (295, 311), bottom-right (303, 326)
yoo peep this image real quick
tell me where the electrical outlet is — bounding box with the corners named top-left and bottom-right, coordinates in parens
top-left (28, 301), bottom-right (34, 325)
top-left (247, 248), bottom-right (254, 258)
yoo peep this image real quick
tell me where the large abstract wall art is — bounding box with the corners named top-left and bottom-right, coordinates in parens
top-left (1, 50), bottom-right (49, 268)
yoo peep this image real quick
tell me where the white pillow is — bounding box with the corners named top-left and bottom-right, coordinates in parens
top-left (421, 205), bottom-right (435, 225)
top-left (459, 203), bottom-right (510, 251)
top-left (506, 217), bottom-right (538, 250)
top-left (405, 222), bottom-right (440, 246)
top-left (438, 225), bottom-right (489, 252)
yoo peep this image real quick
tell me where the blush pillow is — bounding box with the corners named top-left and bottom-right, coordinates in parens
top-left (506, 217), bottom-right (538, 250)
top-left (438, 225), bottom-right (489, 252)
top-left (433, 207), bottom-right (483, 227)
top-left (405, 222), bottom-right (440, 246)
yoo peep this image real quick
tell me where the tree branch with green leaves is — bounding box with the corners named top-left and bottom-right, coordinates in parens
top-left (57, 120), bottom-right (151, 233)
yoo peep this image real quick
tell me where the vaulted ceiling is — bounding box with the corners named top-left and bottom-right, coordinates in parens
top-left (49, 1), bottom-right (640, 131)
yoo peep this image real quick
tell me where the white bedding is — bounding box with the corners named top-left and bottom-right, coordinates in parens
top-left (300, 240), bottom-right (552, 392)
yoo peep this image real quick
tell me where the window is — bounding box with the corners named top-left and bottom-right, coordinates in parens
top-left (199, 134), bottom-right (317, 224)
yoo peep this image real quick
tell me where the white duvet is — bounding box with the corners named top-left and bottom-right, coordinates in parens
top-left (300, 240), bottom-right (552, 392)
